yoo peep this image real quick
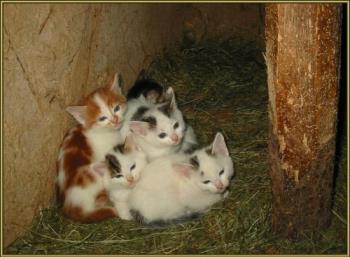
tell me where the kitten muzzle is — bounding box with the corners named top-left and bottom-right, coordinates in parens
top-left (126, 175), bottom-right (134, 184)
top-left (215, 181), bottom-right (225, 193)
top-left (171, 133), bottom-right (182, 144)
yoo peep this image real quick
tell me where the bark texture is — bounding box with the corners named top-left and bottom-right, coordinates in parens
top-left (265, 4), bottom-right (342, 237)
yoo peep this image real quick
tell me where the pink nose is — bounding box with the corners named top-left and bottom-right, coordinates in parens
top-left (126, 176), bottom-right (134, 183)
top-left (215, 181), bottom-right (224, 191)
top-left (171, 134), bottom-right (179, 142)
top-left (112, 116), bottom-right (119, 124)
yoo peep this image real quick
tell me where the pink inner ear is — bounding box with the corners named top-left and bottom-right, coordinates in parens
top-left (66, 106), bottom-right (87, 125)
top-left (124, 133), bottom-right (137, 151)
top-left (91, 162), bottom-right (109, 177)
top-left (110, 72), bottom-right (122, 94)
top-left (212, 133), bottom-right (229, 156)
top-left (173, 163), bottom-right (192, 178)
top-left (129, 121), bottom-right (148, 136)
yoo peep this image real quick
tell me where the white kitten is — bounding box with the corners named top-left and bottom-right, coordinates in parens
top-left (104, 134), bottom-right (148, 220)
top-left (120, 87), bottom-right (197, 160)
top-left (128, 132), bottom-right (234, 225)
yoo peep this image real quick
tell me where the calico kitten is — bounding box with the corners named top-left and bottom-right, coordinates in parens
top-left (121, 86), bottom-right (197, 160)
top-left (128, 132), bottom-right (234, 225)
top-left (57, 73), bottom-right (127, 222)
top-left (104, 134), bottom-right (148, 220)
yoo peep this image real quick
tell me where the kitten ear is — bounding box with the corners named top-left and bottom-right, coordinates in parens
top-left (173, 163), bottom-right (193, 179)
top-left (146, 90), bottom-right (161, 103)
top-left (189, 155), bottom-right (199, 170)
top-left (129, 121), bottom-right (149, 136)
top-left (124, 133), bottom-right (140, 152)
top-left (110, 72), bottom-right (123, 94)
top-left (66, 106), bottom-right (87, 125)
top-left (90, 162), bottom-right (109, 177)
top-left (165, 87), bottom-right (177, 109)
top-left (136, 69), bottom-right (147, 81)
top-left (211, 132), bottom-right (229, 156)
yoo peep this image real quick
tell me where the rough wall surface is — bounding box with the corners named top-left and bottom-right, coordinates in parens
top-left (193, 3), bottom-right (264, 44)
top-left (3, 3), bottom-right (263, 247)
top-left (3, 3), bottom-right (184, 247)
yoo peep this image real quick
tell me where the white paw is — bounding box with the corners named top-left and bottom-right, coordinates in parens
top-left (115, 203), bottom-right (133, 220)
top-left (223, 190), bottom-right (230, 198)
top-left (118, 210), bottom-right (133, 220)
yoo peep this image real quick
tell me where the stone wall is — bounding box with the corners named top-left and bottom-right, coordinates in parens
top-left (3, 3), bottom-right (263, 247)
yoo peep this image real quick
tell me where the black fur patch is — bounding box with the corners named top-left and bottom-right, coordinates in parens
top-left (158, 102), bottom-right (172, 117)
top-left (205, 147), bottom-right (215, 156)
top-left (132, 106), bottom-right (149, 121)
top-left (141, 116), bottom-right (157, 129)
top-left (113, 143), bottom-right (125, 154)
top-left (105, 154), bottom-right (121, 175)
top-left (189, 155), bottom-right (200, 170)
top-left (130, 209), bottom-right (201, 228)
top-left (183, 143), bottom-right (200, 155)
top-left (127, 71), bottom-right (164, 100)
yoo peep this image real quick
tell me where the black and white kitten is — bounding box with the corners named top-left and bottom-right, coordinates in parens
top-left (121, 72), bottom-right (197, 160)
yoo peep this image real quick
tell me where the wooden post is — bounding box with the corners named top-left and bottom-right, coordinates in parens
top-left (265, 4), bottom-right (342, 238)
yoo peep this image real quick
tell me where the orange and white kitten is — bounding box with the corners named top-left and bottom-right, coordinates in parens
top-left (57, 73), bottom-right (127, 222)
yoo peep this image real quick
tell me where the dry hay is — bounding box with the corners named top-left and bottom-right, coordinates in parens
top-left (5, 37), bottom-right (347, 255)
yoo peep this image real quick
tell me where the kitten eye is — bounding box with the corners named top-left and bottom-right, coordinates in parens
top-left (203, 180), bottom-right (211, 184)
top-left (115, 174), bottom-right (123, 178)
top-left (158, 132), bottom-right (167, 138)
top-left (130, 164), bottom-right (136, 171)
top-left (99, 116), bottom-right (107, 122)
top-left (219, 169), bottom-right (224, 176)
top-left (114, 105), bottom-right (120, 112)
top-left (173, 122), bottom-right (179, 129)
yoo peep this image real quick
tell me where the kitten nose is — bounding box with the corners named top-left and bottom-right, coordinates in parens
top-left (112, 116), bottom-right (119, 124)
top-left (126, 176), bottom-right (134, 183)
top-left (215, 181), bottom-right (224, 191)
top-left (171, 134), bottom-right (179, 142)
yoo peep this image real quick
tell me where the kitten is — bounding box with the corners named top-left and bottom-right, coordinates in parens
top-left (57, 73), bottom-right (127, 222)
top-left (126, 69), bottom-right (165, 103)
top-left (128, 132), bottom-right (234, 225)
top-left (104, 134), bottom-right (148, 220)
top-left (121, 86), bottom-right (197, 160)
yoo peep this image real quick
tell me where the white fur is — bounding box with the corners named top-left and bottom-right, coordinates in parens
top-left (105, 135), bottom-right (148, 220)
top-left (128, 134), bottom-right (233, 223)
top-left (57, 158), bottom-right (66, 189)
top-left (120, 94), bottom-right (197, 160)
top-left (85, 127), bottom-right (123, 162)
top-left (61, 162), bottom-right (112, 216)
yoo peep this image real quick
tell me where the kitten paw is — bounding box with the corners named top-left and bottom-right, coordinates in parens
top-left (223, 190), bottom-right (230, 198)
top-left (118, 211), bottom-right (133, 220)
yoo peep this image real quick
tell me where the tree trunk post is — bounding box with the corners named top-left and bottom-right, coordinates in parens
top-left (265, 4), bottom-right (342, 238)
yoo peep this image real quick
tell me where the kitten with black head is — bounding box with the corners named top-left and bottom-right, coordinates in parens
top-left (128, 132), bottom-right (234, 225)
top-left (126, 69), bottom-right (165, 104)
top-left (105, 134), bottom-right (148, 220)
top-left (121, 86), bottom-right (197, 160)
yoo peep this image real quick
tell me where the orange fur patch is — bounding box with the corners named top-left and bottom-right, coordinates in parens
top-left (84, 84), bottom-right (126, 128)
top-left (95, 189), bottom-right (109, 206)
top-left (59, 125), bottom-right (94, 190)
